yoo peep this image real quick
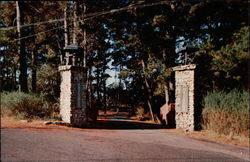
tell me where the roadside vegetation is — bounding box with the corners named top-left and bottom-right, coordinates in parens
top-left (202, 90), bottom-right (249, 137)
top-left (1, 92), bottom-right (60, 120)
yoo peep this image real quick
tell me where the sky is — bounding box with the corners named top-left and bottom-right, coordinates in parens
top-left (106, 60), bottom-right (117, 86)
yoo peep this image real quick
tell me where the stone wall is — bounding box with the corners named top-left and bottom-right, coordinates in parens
top-left (173, 64), bottom-right (197, 131)
top-left (59, 65), bottom-right (87, 127)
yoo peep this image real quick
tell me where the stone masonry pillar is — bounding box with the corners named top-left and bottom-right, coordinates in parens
top-left (59, 65), bottom-right (87, 127)
top-left (173, 64), bottom-right (198, 131)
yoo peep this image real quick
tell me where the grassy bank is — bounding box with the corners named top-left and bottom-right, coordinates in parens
top-left (202, 90), bottom-right (249, 137)
top-left (1, 92), bottom-right (60, 120)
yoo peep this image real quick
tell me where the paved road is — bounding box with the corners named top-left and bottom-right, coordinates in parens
top-left (1, 117), bottom-right (249, 161)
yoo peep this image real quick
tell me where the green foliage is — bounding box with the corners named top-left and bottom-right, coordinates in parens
top-left (203, 89), bottom-right (249, 110)
top-left (36, 64), bottom-right (59, 100)
top-left (202, 90), bottom-right (249, 137)
top-left (195, 25), bottom-right (249, 90)
top-left (1, 92), bottom-right (60, 120)
top-left (211, 26), bottom-right (249, 74)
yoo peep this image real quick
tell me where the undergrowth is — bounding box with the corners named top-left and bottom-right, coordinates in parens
top-left (202, 89), bottom-right (249, 137)
top-left (1, 92), bottom-right (60, 120)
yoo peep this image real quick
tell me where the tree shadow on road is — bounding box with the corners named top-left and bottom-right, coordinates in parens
top-left (89, 119), bottom-right (166, 130)
top-left (86, 112), bottom-right (166, 130)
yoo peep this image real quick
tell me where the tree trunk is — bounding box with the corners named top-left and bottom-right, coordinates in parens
top-left (96, 68), bottom-right (100, 101)
top-left (88, 67), bottom-right (92, 109)
top-left (13, 66), bottom-right (17, 91)
top-left (141, 59), bottom-right (155, 121)
top-left (31, 47), bottom-right (37, 93)
top-left (103, 80), bottom-right (107, 116)
top-left (31, 20), bottom-right (37, 93)
top-left (83, 2), bottom-right (87, 67)
top-left (164, 85), bottom-right (169, 104)
top-left (162, 48), bottom-right (170, 104)
top-left (64, 7), bottom-right (69, 47)
top-left (73, 1), bottom-right (78, 44)
top-left (102, 66), bottom-right (107, 116)
top-left (11, 66), bottom-right (15, 90)
top-left (86, 69), bottom-right (89, 108)
top-left (16, 1), bottom-right (28, 92)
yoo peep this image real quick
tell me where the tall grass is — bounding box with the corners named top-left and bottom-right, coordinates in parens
top-left (202, 89), bottom-right (249, 137)
top-left (1, 92), bottom-right (60, 120)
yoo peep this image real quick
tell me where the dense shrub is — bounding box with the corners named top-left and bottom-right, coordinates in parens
top-left (202, 90), bottom-right (249, 137)
top-left (1, 92), bottom-right (60, 120)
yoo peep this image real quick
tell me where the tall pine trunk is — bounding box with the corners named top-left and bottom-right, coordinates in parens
top-left (16, 1), bottom-right (28, 92)
top-left (141, 59), bottom-right (155, 121)
top-left (82, 2), bottom-right (87, 67)
top-left (88, 67), bottom-right (92, 109)
top-left (31, 47), bottom-right (37, 93)
top-left (73, 1), bottom-right (78, 45)
top-left (162, 48), bottom-right (169, 104)
top-left (64, 7), bottom-right (69, 47)
top-left (96, 68), bottom-right (100, 101)
top-left (31, 20), bottom-right (37, 93)
top-left (12, 66), bottom-right (16, 90)
top-left (102, 66), bottom-right (107, 116)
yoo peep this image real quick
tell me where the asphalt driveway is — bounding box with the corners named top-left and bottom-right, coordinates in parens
top-left (1, 115), bottom-right (249, 161)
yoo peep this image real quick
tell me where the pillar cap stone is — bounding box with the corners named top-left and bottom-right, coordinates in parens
top-left (173, 64), bottom-right (196, 71)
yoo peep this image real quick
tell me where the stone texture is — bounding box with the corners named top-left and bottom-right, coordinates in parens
top-left (59, 65), bottom-right (88, 127)
top-left (173, 64), bottom-right (197, 131)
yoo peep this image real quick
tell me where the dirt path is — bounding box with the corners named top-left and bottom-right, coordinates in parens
top-left (1, 113), bottom-right (249, 161)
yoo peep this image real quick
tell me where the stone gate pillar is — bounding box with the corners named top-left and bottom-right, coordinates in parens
top-left (173, 64), bottom-right (198, 131)
top-left (58, 44), bottom-right (91, 127)
top-left (59, 65), bottom-right (87, 127)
